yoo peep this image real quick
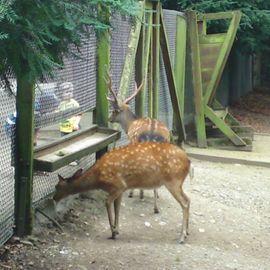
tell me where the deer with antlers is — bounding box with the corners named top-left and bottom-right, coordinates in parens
top-left (106, 74), bottom-right (171, 214)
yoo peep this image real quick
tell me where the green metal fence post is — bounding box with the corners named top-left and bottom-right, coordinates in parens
top-left (15, 77), bottom-right (35, 236)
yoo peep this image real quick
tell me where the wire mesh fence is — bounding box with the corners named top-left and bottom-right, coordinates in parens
top-left (0, 9), bottom-right (184, 246)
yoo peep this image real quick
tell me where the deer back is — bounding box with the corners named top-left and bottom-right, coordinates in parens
top-left (95, 142), bottom-right (189, 190)
top-left (128, 118), bottom-right (170, 143)
top-left (54, 142), bottom-right (190, 201)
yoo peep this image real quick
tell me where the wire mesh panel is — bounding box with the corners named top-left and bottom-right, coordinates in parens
top-left (110, 13), bottom-right (135, 147)
top-left (35, 30), bottom-right (97, 131)
top-left (0, 86), bottom-right (16, 246)
top-left (158, 9), bottom-right (179, 130)
top-left (0, 9), bottom-right (185, 246)
top-left (33, 30), bottom-right (97, 204)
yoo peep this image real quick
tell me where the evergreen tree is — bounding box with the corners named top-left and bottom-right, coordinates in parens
top-left (161, 0), bottom-right (270, 54)
top-left (0, 0), bottom-right (138, 85)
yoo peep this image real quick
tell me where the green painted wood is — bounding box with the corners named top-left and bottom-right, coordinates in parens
top-left (186, 10), bottom-right (207, 147)
top-left (204, 11), bottom-right (241, 105)
top-left (204, 105), bottom-right (246, 146)
top-left (95, 5), bottom-right (111, 160)
top-left (175, 14), bottom-right (187, 115)
top-left (160, 7), bottom-right (186, 142)
top-left (135, 8), bottom-right (145, 118)
top-left (15, 78), bottom-right (35, 237)
top-left (118, 2), bottom-right (144, 100)
top-left (199, 33), bottom-right (226, 44)
top-left (197, 11), bottom-right (235, 21)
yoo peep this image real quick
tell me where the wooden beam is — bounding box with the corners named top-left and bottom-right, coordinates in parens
top-left (15, 77), bottom-right (35, 236)
top-left (96, 4), bottom-right (111, 159)
top-left (186, 10), bottom-right (207, 147)
top-left (152, 1), bottom-right (160, 118)
top-left (204, 105), bottom-right (246, 146)
top-left (118, 2), bottom-right (144, 100)
top-left (160, 7), bottom-right (186, 142)
top-left (197, 11), bottom-right (235, 21)
top-left (204, 11), bottom-right (241, 105)
top-left (175, 14), bottom-right (187, 115)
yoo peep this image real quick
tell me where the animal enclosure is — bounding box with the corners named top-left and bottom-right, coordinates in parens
top-left (0, 6), bottom-right (186, 245)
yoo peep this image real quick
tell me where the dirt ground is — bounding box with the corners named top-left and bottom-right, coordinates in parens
top-left (229, 91), bottom-right (270, 133)
top-left (1, 158), bottom-right (270, 270)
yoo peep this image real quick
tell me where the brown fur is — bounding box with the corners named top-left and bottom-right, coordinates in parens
top-left (54, 142), bottom-right (190, 243)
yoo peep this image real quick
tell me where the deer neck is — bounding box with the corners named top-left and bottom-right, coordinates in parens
top-left (69, 170), bottom-right (100, 195)
top-left (121, 109), bottom-right (137, 133)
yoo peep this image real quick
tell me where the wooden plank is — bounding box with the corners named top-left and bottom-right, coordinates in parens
top-left (118, 1), bottom-right (144, 100)
top-left (204, 11), bottom-right (241, 105)
top-left (175, 14), bottom-right (187, 114)
top-left (186, 10), bottom-right (207, 147)
top-left (160, 7), bottom-right (186, 142)
top-left (136, 3), bottom-right (152, 117)
top-left (199, 33), bottom-right (226, 44)
top-left (199, 43), bottom-right (222, 55)
top-left (152, 1), bottom-right (160, 118)
top-left (96, 6), bottom-right (110, 128)
top-left (207, 137), bottom-right (252, 151)
top-left (204, 105), bottom-right (246, 146)
top-left (197, 11), bottom-right (235, 21)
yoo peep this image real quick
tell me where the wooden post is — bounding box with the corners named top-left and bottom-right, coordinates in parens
top-left (175, 15), bottom-right (187, 114)
top-left (186, 11), bottom-right (207, 148)
top-left (160, 7), bottom-right (186, 142)
top-left (15, 77), bottom-right (35, 236)
top-left (96, 5), bottom-right (110, 159)
top-left (152, 1), bottom-right (160, 118)
top-left (118, 2), bottom-right (144, 100)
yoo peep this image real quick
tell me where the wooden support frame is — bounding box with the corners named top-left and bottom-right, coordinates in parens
top-left (186, 11), bottom-right (207, 147)
top-left (95, 4), bottom-right (111, 159)
top-left (119, 0), bottom-right (186, 143)
top-left (159, 8), bottom-right (186, 142)
top-left (187, 10), bottom-right (253, 150)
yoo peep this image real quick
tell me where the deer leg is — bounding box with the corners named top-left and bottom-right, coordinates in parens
top-left (165, 183), bottom-right (190, 244)
top-left (153, 189), bottom-right (159, 214)
top-left (106, 190), bottom-right (123, 239)
top-left (128, 189), bottom-right (134, 198)
top-left (113, 193), bottom-right (123, 235)
top-left (140, 189), bottom-right (144, 199)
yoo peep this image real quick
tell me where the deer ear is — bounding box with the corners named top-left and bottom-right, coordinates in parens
top-left (58, 174), bottom-right (66, 182)
top-left (71, 168), bottom-right (83, 180)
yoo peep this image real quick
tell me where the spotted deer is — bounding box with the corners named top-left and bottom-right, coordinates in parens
top-left (53, 142), bottom-right (191, 243)
top-left (106, 74), bottom-right (170, 213)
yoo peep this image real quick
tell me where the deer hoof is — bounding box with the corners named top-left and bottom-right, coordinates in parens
top-left (154, 208), bottom-right (160, 214)
top-left (179, 233), bottom-right (187, 244)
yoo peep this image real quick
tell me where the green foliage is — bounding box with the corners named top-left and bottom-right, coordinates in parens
top-left (0, 0), bottom-right (138, 83)
top-left (161, 0), bottom-right (270, 54)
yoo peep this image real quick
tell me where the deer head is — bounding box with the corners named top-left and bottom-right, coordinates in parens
top-left (105, 71), bottom-right (143, 130)
top-left (53, 169), bottom-right (83, 202)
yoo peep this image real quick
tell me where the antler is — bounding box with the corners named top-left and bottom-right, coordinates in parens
top-left (104, 68), bottom-right (119, 107)
top-left (124, 82), bottom-right (144, 104)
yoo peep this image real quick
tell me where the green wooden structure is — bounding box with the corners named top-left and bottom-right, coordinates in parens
top-left (119, 0), bottom-right (186, 143)
top-left (186, 10), bottom-right (253, 150)
top-left (14, 1), bottom-right (251, 239)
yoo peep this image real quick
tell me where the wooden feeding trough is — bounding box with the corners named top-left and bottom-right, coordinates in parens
top-left (34, 125), bottom-right (121, 172)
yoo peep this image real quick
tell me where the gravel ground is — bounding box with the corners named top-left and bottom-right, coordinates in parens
top-left (1, 158), bottom-right (270, 270)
